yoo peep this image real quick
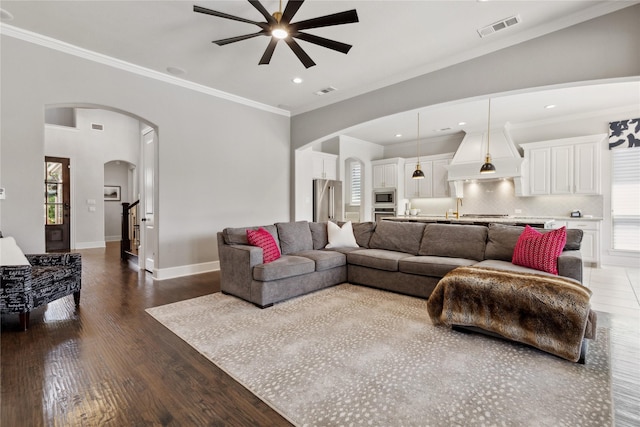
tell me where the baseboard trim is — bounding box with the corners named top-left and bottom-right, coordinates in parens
top-left (155, 261), bottom-right (220, 281)
top-left (75, 241), bottom-right (106, 249)
top-left (105, 235), bottom-right (121, 242)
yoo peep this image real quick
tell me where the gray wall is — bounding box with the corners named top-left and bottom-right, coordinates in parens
top-left (104, 161), bottom-right (131, 242)
top-left (0, 35), bottom-right (290, 275)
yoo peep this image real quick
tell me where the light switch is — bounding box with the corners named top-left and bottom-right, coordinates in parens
top-left (88, 206), bottom-right (96, 212)
top-left (87, 199), bottom-right (96, 205)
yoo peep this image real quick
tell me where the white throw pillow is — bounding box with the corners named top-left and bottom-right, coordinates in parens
top-left (326, 221), bottom-right (359, 249)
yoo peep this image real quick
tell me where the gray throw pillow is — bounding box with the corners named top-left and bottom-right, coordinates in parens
top-left (309, 222), bottom-right (329, 250)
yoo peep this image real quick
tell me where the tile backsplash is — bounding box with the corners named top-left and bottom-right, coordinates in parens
top-left (408, 179), bottom-right (603, 218)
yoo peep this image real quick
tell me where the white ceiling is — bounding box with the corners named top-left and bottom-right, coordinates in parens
top-left (1, 1), bottom-right (639, 144)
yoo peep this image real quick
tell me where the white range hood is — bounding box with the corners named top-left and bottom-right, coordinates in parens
top-left (446, 126), bottom-right (526, 196)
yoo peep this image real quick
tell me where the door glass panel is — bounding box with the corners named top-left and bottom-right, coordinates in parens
top-left (45, 161), bottom-right (65, 225)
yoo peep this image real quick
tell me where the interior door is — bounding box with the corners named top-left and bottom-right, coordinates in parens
top-left (140, 129), bottom-right (155, 273)
top-left (44, 157), bottom-right (71, 252)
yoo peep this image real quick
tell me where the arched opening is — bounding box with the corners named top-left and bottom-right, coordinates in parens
top-left (43, 104), bottom-right (158, 274)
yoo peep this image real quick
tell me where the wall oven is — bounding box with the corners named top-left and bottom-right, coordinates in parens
top-left (373, 207), bottom-right (396, 222)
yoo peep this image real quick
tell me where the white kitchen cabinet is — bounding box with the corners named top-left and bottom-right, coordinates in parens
top-left (372, 159), bottom-right (402, 189)
top-left (551, 145), bottom-right (574, 194)
top-left (566, 220), bottom-right (600, 266)
top-left (432, 158), bottom-right (451, 198)
top-left (527, 147), bottom-right (551, 195)
top-left (404, 161), bottom-right (433, 198)
top-left (403, 154), bottom-right (452, 199)
top-left (312, 152), bottom-right (337, 180)
top-left (521, 135), bottom-right (604, 196)
top-left (573, 142), bottom-right (600, 194)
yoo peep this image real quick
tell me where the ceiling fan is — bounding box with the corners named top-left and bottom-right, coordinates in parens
top-left (193, 0), bottom-right (359, 68)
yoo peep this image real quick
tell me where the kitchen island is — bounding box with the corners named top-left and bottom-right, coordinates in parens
top-left (384, 214), bottom-right (557, 228)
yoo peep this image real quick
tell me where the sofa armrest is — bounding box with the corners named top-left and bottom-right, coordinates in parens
top-left (557, 250), bottom-right (583, 284)
top-left (217, 232), bottom-right (263, 302)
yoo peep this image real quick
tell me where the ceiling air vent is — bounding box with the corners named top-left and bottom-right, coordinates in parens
top-left (478, 15), bottom-right (521, 38)
top-left (314, 86), bottom-right (337, 96)
top-left (91, 123), bottom-right (104, 131)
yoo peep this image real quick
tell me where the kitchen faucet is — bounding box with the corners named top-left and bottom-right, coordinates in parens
top-left (446, 197), bottom-right (463, 219)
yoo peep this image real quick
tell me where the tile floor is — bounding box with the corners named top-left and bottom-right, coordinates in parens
top-left (584, 266), bottom-right (640, 427)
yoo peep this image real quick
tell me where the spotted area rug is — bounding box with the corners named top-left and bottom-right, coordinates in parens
top-left (146, 284), bottom-right (612, 426)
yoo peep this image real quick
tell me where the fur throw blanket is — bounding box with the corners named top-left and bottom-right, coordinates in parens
top-left (427, 266), bottom-right (597, 362)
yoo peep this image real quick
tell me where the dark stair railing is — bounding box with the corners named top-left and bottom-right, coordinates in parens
top-left (121, 200), bottom-right (140, 261)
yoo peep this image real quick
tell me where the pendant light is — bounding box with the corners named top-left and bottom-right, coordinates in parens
top-left (412, 112), bottom-right (425, 179)
top-left (480, 98), bottom-right (496, 174)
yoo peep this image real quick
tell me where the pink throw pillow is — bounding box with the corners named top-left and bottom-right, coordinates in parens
top-left (246, 227), bottom-right (281, 264)
top-left (512, 225), bottom-right (567, 275)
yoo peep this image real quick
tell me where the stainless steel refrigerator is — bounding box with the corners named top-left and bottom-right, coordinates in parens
top-left (313, 179), bottom-right (343, 222)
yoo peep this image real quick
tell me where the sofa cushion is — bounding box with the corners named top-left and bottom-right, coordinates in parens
top-left (340, 221), bottom-right (376, 248)
top-left (418, 224), bottom-right (487, 261)
top-left (276, 221), bottom-right (313, 255)
top-left (564, 228), bottom-right (583, 251)
top-left (309, 222), bottom-right (329, 250)
top-left (347, 249), bottom-right (413, 272)
top-left (326, 221), bottom-right (359, 248)
top-left (485, 223), bottom-right (582, 261)
top-left (246, 227), bottom-right (281, 263)
top-left (512, 225), bottom-right (567, 275)
top-left (294, 250), bottom-right (347, 271)
top-left (252, 255), bottom-right (315, 281)
top-left (368, 221), bottom-right (426, 255)
top-left (399, 256), bottom-right (477, 278)
top-left (223, 225), bottom-right (279, 247)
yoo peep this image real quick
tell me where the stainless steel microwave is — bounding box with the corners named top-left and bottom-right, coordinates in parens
top-left (373, 189), bottom-right (395, 205)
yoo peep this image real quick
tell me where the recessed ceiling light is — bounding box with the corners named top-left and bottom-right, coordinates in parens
top-left (544, 104), bottom-right (556, 109)
top-left (292, 77), bottom-right (303, 84)
top-left (166, 66), bottom-right (186, 76)
top-left (0, 8), bottom-right (14, 21)
top-left (458, 122), bottom-right (466, 126)
top-left (395, 134), bottom-right (402, 138)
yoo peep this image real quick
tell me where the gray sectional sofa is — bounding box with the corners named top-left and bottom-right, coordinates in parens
top-left (216, 220), bottom-right (584, 308)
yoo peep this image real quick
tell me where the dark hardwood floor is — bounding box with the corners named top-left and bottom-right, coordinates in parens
top-left (1, 243), bottom-right (290, 426)
top-left (2, 243), bottom-right (638, 426)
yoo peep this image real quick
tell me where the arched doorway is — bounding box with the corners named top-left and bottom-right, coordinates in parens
top-left (44, 104), bottom-right (158, 275)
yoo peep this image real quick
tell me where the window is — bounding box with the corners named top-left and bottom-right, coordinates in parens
top-left (611, 149), bottom-right (640, 251)
top-left (349, 161), bottom-right (362, 206)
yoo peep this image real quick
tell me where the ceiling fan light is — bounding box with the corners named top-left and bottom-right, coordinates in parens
top-left (272, 26), bottom-right (288, 39)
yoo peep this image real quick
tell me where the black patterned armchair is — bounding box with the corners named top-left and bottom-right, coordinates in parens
top-left (1, 253), bottom-right (81, 331)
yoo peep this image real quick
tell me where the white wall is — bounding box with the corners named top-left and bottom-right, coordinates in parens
top-left (0, 35), bottom-right (290, 277)
top-left (104, 161), bottom-right (131, 242)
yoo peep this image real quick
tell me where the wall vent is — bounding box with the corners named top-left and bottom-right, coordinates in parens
top-left (91, 123), bottom-right (104, 131)
top-left (314, 86), bottom-right (337, 96)
top-left (478, 15), bottom-right (521, 38)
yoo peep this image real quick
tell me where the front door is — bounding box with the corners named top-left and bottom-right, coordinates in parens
top-left (45, 157), bottom-right (71, 252)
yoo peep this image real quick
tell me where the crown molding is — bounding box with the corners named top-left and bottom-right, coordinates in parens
top-left (0, 24), bottom-right (290, 117)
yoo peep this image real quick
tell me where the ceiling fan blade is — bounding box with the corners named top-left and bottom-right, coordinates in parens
top-left (194, 5), bottom-right (267, 29)
top-left (213, 31), bottom-right (268, 46)
top-left (248, 0), bottom-right (277, 24)
top-left (280, 0), bottom-right (304, 25)
top-left (284, 38), bottom-right (316, 68)
top-left (259, 37), bottom-right (279, 65)
top-left (293, 32), bottom-right (352, 54)
top-left (292, 9), bottom-right (358, 31)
